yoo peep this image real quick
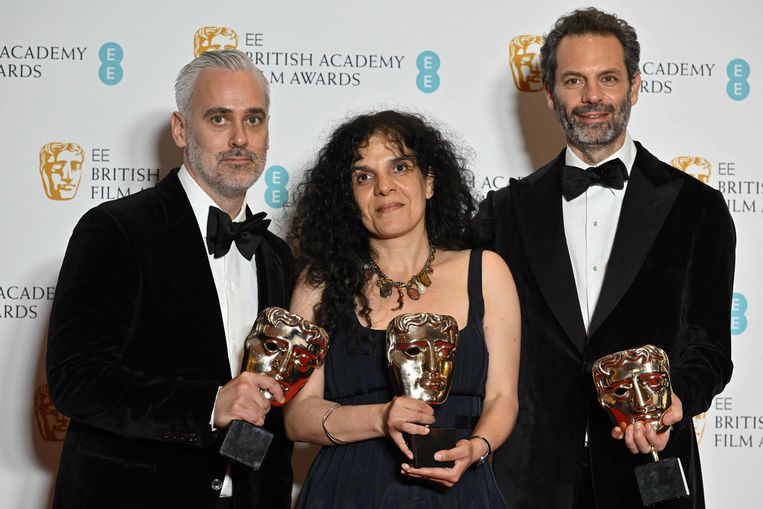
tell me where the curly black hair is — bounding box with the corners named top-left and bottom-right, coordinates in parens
top-left (288, 110), bottom-right (476, 342)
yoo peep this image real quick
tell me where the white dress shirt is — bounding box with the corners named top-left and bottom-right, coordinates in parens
top-left (562, 134), bottom-right (636, 335)
top-left (179, 165), bottom-right (260, 497)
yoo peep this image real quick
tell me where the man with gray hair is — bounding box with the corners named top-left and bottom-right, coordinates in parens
top-left (47, 49), bottom-right (294, 509)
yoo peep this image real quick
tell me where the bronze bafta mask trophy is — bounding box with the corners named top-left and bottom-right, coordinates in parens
top-left (220, 307), bottom-right (329, 469)
top-left (592, 345), bottom-right (689, 506)
top-left (386, 312), bottom-right (459, 468)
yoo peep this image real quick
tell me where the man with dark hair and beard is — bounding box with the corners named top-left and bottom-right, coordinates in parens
top-left (473, 7), bottom-right (735, 509)
top-left (46, 50), bottom-right (294, 509)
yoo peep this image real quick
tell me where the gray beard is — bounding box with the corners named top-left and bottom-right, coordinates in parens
top-left (186, 129), bottom-right (263, 200)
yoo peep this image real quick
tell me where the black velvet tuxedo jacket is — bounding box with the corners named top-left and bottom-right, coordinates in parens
top-left (474, 143), bottom-right (735, 509)
top-left (46, 169), bottom-right (294, 509)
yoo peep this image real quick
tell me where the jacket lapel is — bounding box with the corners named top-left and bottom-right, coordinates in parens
top-left (514, 152), bottom-right (588, 352)
top-left (255, 239), bottom-right (288, 314)
top-left (588, 143), bottom-right (684, 337)
top-left (155, 171), bottom-right (232, 379)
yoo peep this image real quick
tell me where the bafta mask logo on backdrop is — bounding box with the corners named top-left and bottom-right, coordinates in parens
top-left (39, 142), bottom-right (85, 200)
top-left (35, 384), bottom-right (69, 441)
top-left (193, 26), bottom-right (239, 57)
top-left (693, 412), bottom-right (708, 445)
top-left (670, 156), bottom-right (712, 184)
top-left (509, 35), bottom-right (544, 92)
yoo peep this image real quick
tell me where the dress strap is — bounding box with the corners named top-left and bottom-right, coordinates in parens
top-left (467, 249), bottom-right (485, 325)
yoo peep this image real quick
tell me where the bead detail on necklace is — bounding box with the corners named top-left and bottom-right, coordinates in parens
top-left (364, 246), bottom-right (436, 311)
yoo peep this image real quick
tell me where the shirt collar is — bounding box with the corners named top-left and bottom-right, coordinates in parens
top-left (178, 165), bottom-right (247, 241)
top-left (564, 132), bottom-right (636, 176)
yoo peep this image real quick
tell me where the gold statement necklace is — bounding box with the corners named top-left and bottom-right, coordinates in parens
top-left (364, 246), bottom-right (436, 311)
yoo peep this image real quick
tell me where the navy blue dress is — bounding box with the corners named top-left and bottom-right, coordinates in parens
top-left (296, 250), bottom-right (508, 508)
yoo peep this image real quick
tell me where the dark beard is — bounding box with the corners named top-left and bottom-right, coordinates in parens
top-left (554, 93), bottom-right (631, 148)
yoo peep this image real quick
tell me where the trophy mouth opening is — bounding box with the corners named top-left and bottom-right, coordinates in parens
top-left (633, 412), bottom-right (665, 426)
top-left (420, 374), bottom-right (446, 391)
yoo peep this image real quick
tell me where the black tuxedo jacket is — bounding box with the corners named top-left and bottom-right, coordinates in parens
top-left (473, 143), bottom-right (735, 509)
top-left (46, 169), bottom-right (294, 509)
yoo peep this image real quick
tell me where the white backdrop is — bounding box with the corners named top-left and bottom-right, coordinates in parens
top-left (1, 0), bottom-right (759, 507)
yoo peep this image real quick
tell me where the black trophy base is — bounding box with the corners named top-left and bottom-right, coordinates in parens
top-left (408, 427), bottom-right (456, 468)
top-left (634, 457), bottom-right (690, 506)
top-left (219, 419), bottom-right (273, 470)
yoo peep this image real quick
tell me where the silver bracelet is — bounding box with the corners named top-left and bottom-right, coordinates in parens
top-left (469, 435), bottom-right (492, 465)
top-left (321, 404), bottom-right (347, 445)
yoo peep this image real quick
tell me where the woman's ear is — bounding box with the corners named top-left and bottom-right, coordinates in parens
top-left (425, 168), bottom-right (435, 199)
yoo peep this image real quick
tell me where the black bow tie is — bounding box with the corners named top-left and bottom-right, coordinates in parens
top-left (206, 206), bottom-right (270, 261)
top-left (561, 158), bottom-right (628, 201)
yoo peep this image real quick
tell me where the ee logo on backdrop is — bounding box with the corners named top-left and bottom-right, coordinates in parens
top-left (39, 142), bottom-right (85, 200)
top-left (416, 51), bottom-right (440, 93)
top-left (98, 42), bottom-right (123, 85)
top-left (265, 165), bottom-right (288, 208)
top-left (731, 292), bottom-right (747, 335)
top-left (726, 59), bottom-right (750, 101)
top-left (509, 35), bottom-right (544, 92)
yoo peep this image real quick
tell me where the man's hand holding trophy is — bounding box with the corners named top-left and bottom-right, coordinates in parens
top-left (219, 307), bottom-right (329, 469)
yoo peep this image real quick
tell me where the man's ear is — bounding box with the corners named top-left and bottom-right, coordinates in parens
top-left (545, 85), bottom-right (556, 111)
top-left (630, 72), bottom-right (641, 107)
top-left (171, 112), bottom-right (188, 149)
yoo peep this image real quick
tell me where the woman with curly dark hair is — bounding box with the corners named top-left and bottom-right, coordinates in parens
top-left (284, 110), bottom-right (520, 508)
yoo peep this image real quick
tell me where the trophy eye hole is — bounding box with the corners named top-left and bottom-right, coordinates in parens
top-left (263, 340), bottom-right (281, 353)
top-left (612, 387), bottom-right (630, 398)
top-left (405, 346), bottom-right (422, 357)
top-left (643, 374), bottom-right (665, 388)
